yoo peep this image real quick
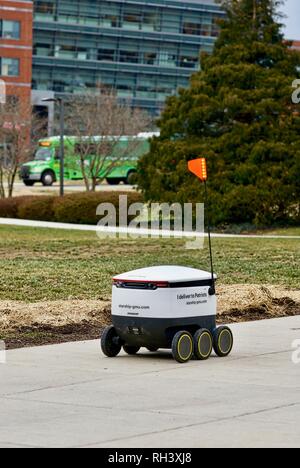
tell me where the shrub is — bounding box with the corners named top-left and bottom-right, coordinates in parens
top-left (53, 191), bottom-right (143, 225)
top-left (0, 191), bottom-right (144, 226)
top-left (0, 197), bottom-right (20, 218)
top-left (17, 196), bottom-right (55, 221)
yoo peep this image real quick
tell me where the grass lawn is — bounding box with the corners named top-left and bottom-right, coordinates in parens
top-left (255, 227), bottom-right (300, 237)
top-left (0, 225), bottom-right (299, 302)
top-left (0, 225), bottom-right (299, 348)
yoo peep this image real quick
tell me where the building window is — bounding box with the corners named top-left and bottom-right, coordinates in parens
top-left (0, 20), bottom-right (21, 39)
top-left (182, 22), bottom-right (201, 36)
top-left (54, 45), bottom-right (88, 60)
top-left (120, 50), bottom-right (139, 64)
top-left (123, 13), bottom-right (141, 30)
top-left (144, 53), bottom-right (157, 66)
top-left (35, 1), bottom-right (56, 18)
top-left (142, 11), bottom-right (160, 32)
top-left (101, 14), bottom-right (119, 28)
top-left (34, 43), bottom-right (53, 57)
top-left (0, 57), bottom-right (20, 76)
top-left (98, 49), bottom-right (115, 62)
top-left (158, 52), bottom-right (177, 68)
top-left (179, 55), bottom-right (199, 68)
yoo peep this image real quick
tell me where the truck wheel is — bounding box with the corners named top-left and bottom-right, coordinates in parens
top-left (194, 329), bottom-right (213, 360)
top-left (125, 170), bottom-right (137, 185)
top-left (24, 181), bottom-right (35, 187)
top-left (41, 170), bottom-right (55, 186)
top-left (172, 331), bottom-right (193, 364)
top-left (213, 326), bottom-right (233, 357)
top-left (101, 325), bottom-right (121, 357)
top-left (123, 345), bottom-right (140, 355)
top-left (106, 178), bottom-right (120, 185)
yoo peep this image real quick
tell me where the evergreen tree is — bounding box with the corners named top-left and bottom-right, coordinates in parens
top-left (138, 0), bottom-right (300, 226)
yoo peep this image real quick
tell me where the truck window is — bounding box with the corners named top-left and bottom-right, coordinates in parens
top-left (35, 148), bottom-right (52, 161)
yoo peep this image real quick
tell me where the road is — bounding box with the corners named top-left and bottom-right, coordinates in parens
top-left (13, 182), bottom-right (134, 196)
top-left (0, 316), bottom-right (299, 448)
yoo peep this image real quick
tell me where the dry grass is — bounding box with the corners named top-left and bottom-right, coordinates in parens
top-left (0, 299), bottom-right (111, 333)
top-left (218, 284), bottom-right (300, 322)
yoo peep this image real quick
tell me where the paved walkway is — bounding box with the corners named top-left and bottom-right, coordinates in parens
top-left (1, 217), bottom-right (299, 239)
top-left (0, 317), bottom-right (299, 448)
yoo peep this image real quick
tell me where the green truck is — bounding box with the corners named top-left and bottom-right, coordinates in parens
top-left (20, 133), bottom-right (157, 186)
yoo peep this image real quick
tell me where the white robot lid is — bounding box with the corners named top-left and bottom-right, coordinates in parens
top-left (113, 266), bottom-right (217, 283)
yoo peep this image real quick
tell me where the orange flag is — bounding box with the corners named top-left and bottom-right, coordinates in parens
top-left (188, 158), bottom-right (208, 182)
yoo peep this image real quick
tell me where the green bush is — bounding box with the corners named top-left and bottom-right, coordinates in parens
top-left (0, 192), bottom-right (144, 225)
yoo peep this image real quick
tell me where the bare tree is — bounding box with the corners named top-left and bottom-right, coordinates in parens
top-left (67, 92), bottom-right (152, 191)
top-left (0, 99), bottom-right (45, 198)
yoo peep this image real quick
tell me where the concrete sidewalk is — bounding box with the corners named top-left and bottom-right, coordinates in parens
top-left (1, 217), bottom-right (300, 239)
top-left (0, 317), bottom-right (299, 448)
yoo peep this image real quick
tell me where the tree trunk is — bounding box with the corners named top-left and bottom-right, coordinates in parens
top-left (91, 177), bottom-right (97, 192)
top-left (83, 172), bottom-right (92, 192)
top-left (80, 158), bottom-right (92, 192)
top-left (8, 166), bottom-right (17, 198)
top-left (7, 165), bottom-right (18, 197)
top-left (0, 168), bottom-right (6, 198)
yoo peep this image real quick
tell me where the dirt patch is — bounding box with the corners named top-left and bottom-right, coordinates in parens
top-left (3, 322), bottom-right (105, 349)
top-left (0, 300), bottom-right (111, 349)
top-left (1, 284), bottom-right (299, 349)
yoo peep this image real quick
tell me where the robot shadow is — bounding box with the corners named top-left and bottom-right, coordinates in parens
top-left (119, 350), bottom-right (220, 361)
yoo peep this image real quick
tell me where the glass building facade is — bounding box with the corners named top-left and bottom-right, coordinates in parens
top-left (32, 0), bottom-right (224, 114)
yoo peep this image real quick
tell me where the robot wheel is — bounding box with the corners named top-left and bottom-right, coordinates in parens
top-left (213, 326), bottom-right (234, 357)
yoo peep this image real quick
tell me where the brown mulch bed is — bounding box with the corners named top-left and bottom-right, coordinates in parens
top-left (1, 285), bottom-right (299, 349)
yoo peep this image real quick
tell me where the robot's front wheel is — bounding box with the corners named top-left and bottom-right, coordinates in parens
top-left (123, 345), bottom-right (140, 355)
top-left (101, 325), bottom-right (122, 357)
top-left (194, 329), bottom-right (213, 360)
top-left (213, 326), bottom-right (233, 357)
top-left (172, 331), bottom-right (193, 364)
